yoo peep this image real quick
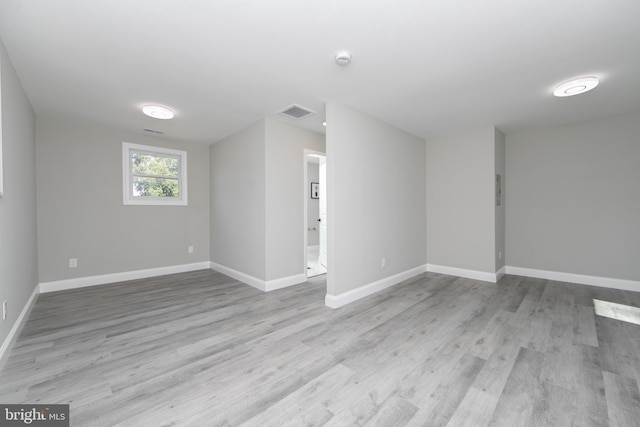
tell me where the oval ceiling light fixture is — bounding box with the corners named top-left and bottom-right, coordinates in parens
top-left (553, 76), bottom-right (599, 97)
top-left (335, 50), bottom-right (352, 66)
top-left (142, 105), bottom-right (175, 119)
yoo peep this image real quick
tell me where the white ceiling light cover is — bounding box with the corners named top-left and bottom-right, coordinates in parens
top-left (143, 105), bottom-right (175, 119)
top-left (553, 76), bottom-right (599, 97)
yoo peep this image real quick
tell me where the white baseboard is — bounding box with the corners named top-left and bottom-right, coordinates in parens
top-left (506, 266), bottom-right (640, 292)
top-left (426, 263), bottom-right (499, 283)
top-left (325, 264), bottom-right (427, 309)
top-left (39, 262), bottom-right (213, 293)
top-left (265, 274), bottom-right (307, 291)
top-left (0, 284), bottom-right (40, 372)
top-left (210, 262), bottom-right (306, 292)
top-left (209, 262), bottom-right (266, 291)
top-left (496, 266), bottom-right (506, 281)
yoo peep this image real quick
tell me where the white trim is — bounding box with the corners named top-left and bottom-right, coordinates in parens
top-left (0, 284), bottom-right (39, 372)
top-left (304, 149), bottom-right (326, 281)
top-left (0, 56), bottom-right (3, 197)
top-left (307, 245), bottom-right (319, 250)
top-left (210, 263), bottom-right (307, 292)
top-left (426, 263), bottom-right (499, 283)
top-left (39, 262), bottom-right (211, 293)
top-left (265, 273), bottom-right (307, 291)
top-left (325, 264), bottom-right (427, 309)
top-left (505, 266), bottom-right (640, 292)
top-left (210, 262), bottom-right (266, 291)
top-left (496, 266), bottom-right (506, 281)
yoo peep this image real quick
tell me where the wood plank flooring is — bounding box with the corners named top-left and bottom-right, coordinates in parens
top-left (1, 270), bottom-right (639, 426)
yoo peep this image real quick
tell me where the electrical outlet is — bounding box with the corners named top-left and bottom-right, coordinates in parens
top-left (499, 251), bottom-right (502, 260)
top-left (188, 246), bottom-right (194, 254)
top-left (381, 258), bottom-right (386, 268)
top-left (69, 258), bottom-right (78, 268)
top-left (2, 300), bottom-right (7, 320)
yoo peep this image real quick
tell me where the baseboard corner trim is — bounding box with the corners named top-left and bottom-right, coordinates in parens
top-left (210, 262), bottom-right (266, 292)
top-left (0, 284), bottom-right (40, 372)
top-left (325, 264), bottom-right (427, 309)
top-left (505, 266), bottom-right (640, 292)
top-left (426, 263), bottom-right (498, 283)
top-left (39, 261), bottom-right (213, 293)
top-left (265, 273), bottom-right (307, 292)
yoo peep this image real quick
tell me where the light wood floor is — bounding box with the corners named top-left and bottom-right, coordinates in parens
top-left (1, 270), bottom-right (640, 426)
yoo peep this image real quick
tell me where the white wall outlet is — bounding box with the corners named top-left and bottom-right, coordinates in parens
top-left (2, 300), bottom-right (7, 320)
top-left (188, 246), bottom-right (194, 254)
top-left (499, 251), bottom-right (502, 260)
top-left (69, 258), bottom-right (78, 268)
top-left (381, 258), bottom-right (386, 268)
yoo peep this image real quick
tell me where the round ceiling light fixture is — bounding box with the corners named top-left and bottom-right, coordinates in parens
top-left (142, 105), bottom-right (175, 119)
top-left (553, 76), bottom-right (599, 97)
top-left (335, 50), bottom-right (352, 66)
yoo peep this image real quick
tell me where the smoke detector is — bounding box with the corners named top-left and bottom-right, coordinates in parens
top-left (335, 51), bottom-right (352, 66)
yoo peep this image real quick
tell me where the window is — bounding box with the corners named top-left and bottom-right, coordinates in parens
top-left (122, 142), bottom-right (187, 205)
top-left (0, 56), bottom-right (3, 197)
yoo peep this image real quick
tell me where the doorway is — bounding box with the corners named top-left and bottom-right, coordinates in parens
top-left (305, 151), bottom-right (327, 278)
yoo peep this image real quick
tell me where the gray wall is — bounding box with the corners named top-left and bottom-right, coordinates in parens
top-left (426, 127), bottom-right (501, 274)
top-left (36, 119), bottom-right (210, 282)
top-left (307, 162), bottom-right (319, 247)
top-left (265, 119), bottom-right (325, 281)
top-left (210, 120), bottom-right (266, 280)
top-left (0, 40), bottom-right (38, 351)
top-left (506, 112), bottom-right (640, 281)
top-left (326, 101), bottom-right (426, 296)
top-left (495, 128), bottom-right (506, 271)
top-left (210, 119), bottom-right (325, 282)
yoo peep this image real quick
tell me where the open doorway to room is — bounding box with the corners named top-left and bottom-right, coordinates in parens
top-left (305, 151), bottom-right (327, 278)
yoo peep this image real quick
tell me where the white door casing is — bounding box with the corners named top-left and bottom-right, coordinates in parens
top-left (319, 156), bottom-right (327, 267)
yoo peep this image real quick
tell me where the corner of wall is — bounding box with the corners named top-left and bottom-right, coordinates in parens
top-left (0, 285), bottom-right (39, 372)
top-left (0, 38), bottom-right (39, 373)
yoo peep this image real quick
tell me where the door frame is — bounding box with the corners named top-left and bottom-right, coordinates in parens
top-left (303, 149), bottom-right (326, 278)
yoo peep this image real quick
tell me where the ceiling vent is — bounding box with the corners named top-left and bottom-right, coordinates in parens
top-left (143, 128), bottom-right (164, 135)
top-left (278, 104), bottom-right (316, 119)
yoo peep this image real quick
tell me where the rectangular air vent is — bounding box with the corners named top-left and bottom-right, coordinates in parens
top-left (144, 128), bottom-right (164, 134)
top-left (278, 104), bottom-right (316, 119)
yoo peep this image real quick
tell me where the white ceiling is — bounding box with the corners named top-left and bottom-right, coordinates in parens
top-left (1, 0), bottom-right (639, 144)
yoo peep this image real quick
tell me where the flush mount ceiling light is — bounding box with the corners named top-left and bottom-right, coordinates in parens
top-left (335, 50), bottom-right (352, 66)
top-left (142, 105), bottom-right (174, 119)
top-left (553, 76), bottom-right (599, 97)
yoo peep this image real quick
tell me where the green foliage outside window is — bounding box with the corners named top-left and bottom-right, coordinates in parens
top-left (131, 152), bottom-right (180, 197)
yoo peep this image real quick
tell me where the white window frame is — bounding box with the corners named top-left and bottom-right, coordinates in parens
top-left (0, 56), bottom-right (3, 197)
top-left (122, 142), bottom-right (188, 206)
